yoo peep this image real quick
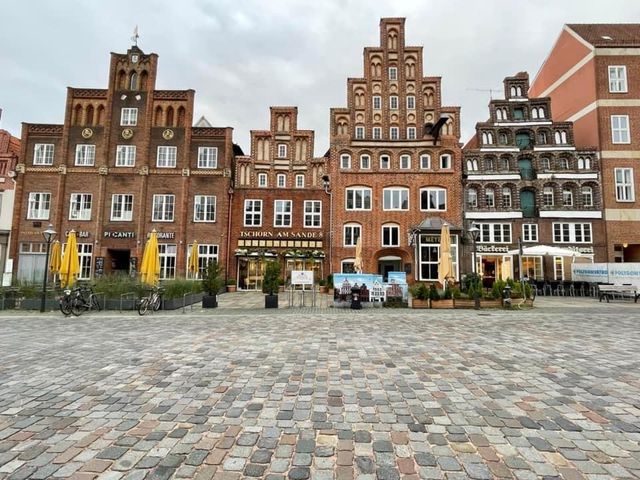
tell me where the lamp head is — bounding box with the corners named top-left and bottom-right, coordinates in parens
top-left (42, 224), bottom-right (56, 243)
top-left (469, 223), bottom-right (480, 240)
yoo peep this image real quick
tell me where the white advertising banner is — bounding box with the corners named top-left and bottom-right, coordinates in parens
top-left (571, 263), bottom-right (640, 286)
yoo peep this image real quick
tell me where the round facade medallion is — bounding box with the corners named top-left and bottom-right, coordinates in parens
top-left (81, 128), bottom-right (93, 139)
top-left (162, 129), bottom-right (174, 140)
top-left (122, 128), bottom-right (134, 139)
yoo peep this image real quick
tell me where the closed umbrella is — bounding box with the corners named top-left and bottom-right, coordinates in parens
top-left (140, 229), bottom-right (160, 286)
top-left (49, 240), bottom-right (62, 275)
top-left (353, 236), bottom-right (363, 273)
top-left (438, 223), bottom-right (454, 287)
top-left (188, 241), bottom-right (199, 279)
top-left (59, 231), bottom-right (80, 288)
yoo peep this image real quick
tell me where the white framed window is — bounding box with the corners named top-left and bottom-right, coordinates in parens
top-left (303, 200), bottom-right (321, 228)
top-left (343, 224), bottom-right (361, 246)
top-left (75, 144), bottom-right (95, 166)
top-left (77, 243), bottom-right (93, 280)
top-left (197, 147), bottom-right (218, 168)
top-left (159, 244), bottom-right (177, 280)
top-left (562, 188), bottom-right (573, 207)
top-left (560, 157), bottom-right (569, 169)
top-left (420, 154), bottom-right (431, 170)
top-left (340, 153), bottom-right (351, 169)
top-left (577, 156), bottom-right (591, 169)
top-left (390, 127), bottom-right (399, 140)
top-left (407, 127), bottom-right (416, 140)
top-left (479, 223), bottom-right (512, 243)
top-left (244, 199), bottom-right (262, 227)
top-left (482, 132), bottom-right (494, 145)
top-left (157, 146), bottom-right (177, 167)
top-left (194, 195), bottom-right (216, 222)
top-left (543, 186), bottom-right (554, 207)
top-left (540, 157), bottom-right (550, 170)
top-left (33, 144), bottom-right (54, 165)
top-left (295, 174), bottom-right (305, 188)
top-left (383, 187), bottom-right (409, 210)
top-left (372, 96), bottom-right (382, 109)
top-left (277, 174), bottom-right (287, 188)
top-left (345, 187), bottom-right (372, 210)
top-left (116, 145), bottom-right (136, 167)
top-left (611, 115), bottom-right (630, 144)
top-left (417, 233), bottom-right (459, 282)
top-left (420, 188), bottom-right (446, 211)
top-left (372, 127), bottom-right (382, 140)
top-left (27, 192), bottom-right (51, 219)
top-left (120, 108), bottom-right (138, 126)
top-left (277, 144), bottom-right (287, 158)
top-left (400, 154), bottom-right (411, 169)
top-left (341, 258), bottom-right (356, 273)
top-left (406, 95), bottom-right (415, 110)
top-left (274, 200), bottom-right (292, 227)
top-left (466, 159), bottom-right (479, 171)
top-left (380, 155), bottom-right (391, 169)
top-left (608, 66), bottom-right (628, 93)
top-left (355, 126), bottom-right (365, 139)
top-left (439, 153), bottom-right (451, 169)
top-left (554, 131), bottom-right (568, 144)
top-left (615, 168), bottom-right (634, 201)
top-left (502, 187), bottom-right (512, 208)
top-left (467, 188), bottom-right (478, 208)
top-left (388, 67), bottom-right (398, 80)
top-left (69, 193), bottom-right (92, 221)
top-left (581, 186), bottom-right (593, 207)
top-left (390, 96), bottom-right (399, 110)
top-left (485, 187), bottom-right (495, 207)
top-left (360, 154), bottom-right (371, 169)
top-left (522, 224), bottom-right (538, 242)
top-left (553, 256), bottom-right (565, 281)
top-left (152, 194), bottom-right (175, 222)
top-left (111, 194), bottom-right (133, 221)
top-left (188, 243), bottom-right (219, 278)
top-left (382, 224), bottom-right (400, 247)
top-left (553, 223), bottom-right (592, 243)
top-left (258, 173), bottom-right (268, 187)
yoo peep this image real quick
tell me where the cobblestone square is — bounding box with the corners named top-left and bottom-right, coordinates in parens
top-left (1, 298), bottom-right (639, 479)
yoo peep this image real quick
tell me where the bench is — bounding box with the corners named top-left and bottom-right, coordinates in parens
top-left (598, 284), bottom-right (639, 303)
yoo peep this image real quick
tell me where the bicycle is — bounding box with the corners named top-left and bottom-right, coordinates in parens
top-left (138, 286), bottom-right (164, 315)
top-left (70, 284), bottom-right (101, 316)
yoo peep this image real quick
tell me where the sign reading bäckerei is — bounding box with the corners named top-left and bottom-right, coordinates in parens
top-left (571, 263), bottom-right (640, 286)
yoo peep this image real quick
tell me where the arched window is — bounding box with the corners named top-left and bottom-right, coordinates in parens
top-left (130, 72), bottom-right (138, 90)
top-left (340, 153), bottom-right (351, 169)
top-left (258, 173), bottom-right (268, 188)
top-left (485, 187), bottom-right (495, 207)
top-left (467, 188), bottom-right (478, 208)
top-left (581, 186), bottom-right (593, 207)
top-left (381, 223), bottom-right (400, 247)
top-left (466, 159), bottom-right (478, 171)
top-left (484, 158), bottom-right (494, 170)
top-left (383, 187), bottom-right (409, 210)
top-left (537, 131), bottom-right (547, 144)
top-left (578, 157), bottom-right (591, 169)
top-left (276, 174), bottom-right (287, 188)
top-left (562, 187), bottom-right (573, 206)
top-left (543, 186), bottom-right (554, 206)
top-left (86, 105), bottom-right (94, 126)
top-left (343, 224), bottom-right (362, 247)
top-left (559, 157), bottom-right (570, 169)
top-left (166, 106), bottom-right (174, 127)
top-left (498, 132), bottom-right (508, 145)
top-left (360, 154), bottom-right (371, 170)
top-left (502, 187), bottom-right (512, 208)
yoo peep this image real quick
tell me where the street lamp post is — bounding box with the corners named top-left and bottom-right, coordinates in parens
top-left (469, 224), bottom-right (480, 309)
top-left (40, 224), bottom-right (56, 313)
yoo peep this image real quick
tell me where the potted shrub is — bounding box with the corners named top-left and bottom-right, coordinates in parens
top-left (263, 261), bottom-right (280, 308)
top-left (226, 278), bottom-right (237, 293)
top-left (432, 282), bottom-right (455, 309)
top-left (318, 279), bottom-right (327, 294)
top-left (409, 282), bottom-right (430, 308)
top-left (202, 259), bottom-right (224, 308)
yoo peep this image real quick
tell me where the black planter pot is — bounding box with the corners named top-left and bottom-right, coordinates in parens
top-left (265, 294), bottom-right (278, 308)
top-left (202, 294), bottom-right (218, 308)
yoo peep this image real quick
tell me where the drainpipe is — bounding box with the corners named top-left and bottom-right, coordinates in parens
top-left (226, 186), bottom-right (233, 284)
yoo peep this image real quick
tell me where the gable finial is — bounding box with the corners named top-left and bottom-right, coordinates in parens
top-left (131, 26), bottom-right (139, 46)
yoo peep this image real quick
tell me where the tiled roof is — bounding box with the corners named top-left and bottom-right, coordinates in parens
top-left (567, 24), bottom-right (640, 47)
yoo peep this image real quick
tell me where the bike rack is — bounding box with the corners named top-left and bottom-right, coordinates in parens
top-left (120, 292), bottom-right (136, 311)
top-left (90, 292), bottom-right (106, 311)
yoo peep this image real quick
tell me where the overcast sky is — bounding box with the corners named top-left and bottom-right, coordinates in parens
top-left (1, 0), bottom-right (639, 155)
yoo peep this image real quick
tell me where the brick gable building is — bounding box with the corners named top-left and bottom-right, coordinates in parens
top-left (10, 45), bottom-right (235, 282)
top-left (530, 24), bottom-right (640, 262)
top-left (229, 107), bottom-right (329, 289)
top-left (463, 72), bottom-right (605, 284)
top-left (0, 129), bottom-right (20, 284)
top-left (327, 18), bottom-right (463, 282)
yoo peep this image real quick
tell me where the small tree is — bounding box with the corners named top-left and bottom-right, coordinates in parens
top-left (202, 260), bottom-right (224, 296)
top-left (262, 261), bottom-right (281, 295)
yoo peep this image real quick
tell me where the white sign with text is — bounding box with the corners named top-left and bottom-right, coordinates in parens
top-left (291, 270), bottom-right (314, 286)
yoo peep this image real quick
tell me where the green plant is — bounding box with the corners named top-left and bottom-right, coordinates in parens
top-left (442, 284), bottom-right (453, 299)
top-left (226, 278), bottom-right (236, 286)
top-left (491, 279), bottom-right (506, 300)
top-left (318, 279), bottom-right (326, 287)
top-left (409, 282), bottom-right (429, 300)
top-left (428, 283), bottom-right (440, 301)
top-left (326, 274), bottom-right (333, 289)
top-left (93, 274), bottom-right (145, 298)
top-left (262, 261), bottom-right (281, 295)
top-left (162, 277), bottom-right (203, 299)
top-left (12, 279), bottom-right (40, 299)
top-left (202, 260), bottom-right (224, 296)
top-left (450, 285), bottom-right (461, 299)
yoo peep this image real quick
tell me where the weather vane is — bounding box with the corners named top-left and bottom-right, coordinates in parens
top-left (131, 26), bottom-right (139, 46)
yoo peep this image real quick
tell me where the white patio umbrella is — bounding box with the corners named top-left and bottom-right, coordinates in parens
top-left (507, 245), bottom-right (585, 257)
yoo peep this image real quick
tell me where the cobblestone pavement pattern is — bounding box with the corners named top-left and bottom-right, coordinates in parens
top-left (0, 302), bottom-right (639, 479)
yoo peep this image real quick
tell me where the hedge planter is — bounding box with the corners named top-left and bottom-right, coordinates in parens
top-left (411, 299), bottom-right (430, 309)
top-left (454, 298), bottom-right (477, 309)
top-left (18, 298), bottom-right (59, 310)
top-left (481, 299), bottom-right (503, 309)
top-left (430, 299), bottom-right (455, 309)
top-left (202, 294), bottom-right (218, 308)
top-left (163, 293), bottom-right (203, 310)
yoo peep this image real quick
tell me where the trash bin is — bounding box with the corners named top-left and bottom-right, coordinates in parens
top-left (502, 285), bottom-right (512, 308)
top-left (350, 285), bottom-right (362, 310)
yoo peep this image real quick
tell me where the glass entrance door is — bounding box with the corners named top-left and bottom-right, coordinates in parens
top-left (238, 257), bottom-right (265, 290)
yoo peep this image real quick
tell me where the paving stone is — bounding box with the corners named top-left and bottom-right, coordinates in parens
top-left (375, 465), bottom-right (400, 480)
top-left (288, 467), bottom-right (310, 479)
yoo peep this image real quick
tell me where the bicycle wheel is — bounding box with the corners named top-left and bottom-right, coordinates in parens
top-left (90, 295), bottom-right (102, 311)
top-left (59, 296), bottom-right (72, 316)
top-left (71, 297), bottom-right (86, 316)
top-left (152, 293), bottom-right (162, 311)
top-left (138, 298), bottom-right (149, 316)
